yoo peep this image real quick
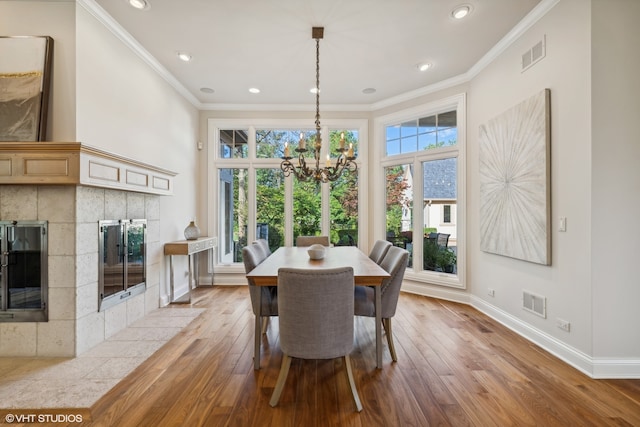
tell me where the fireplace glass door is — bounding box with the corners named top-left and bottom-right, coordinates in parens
top-left (99, 219), bottom-right (146, 311)
top-left (0, 221), bottom-right (48, 322)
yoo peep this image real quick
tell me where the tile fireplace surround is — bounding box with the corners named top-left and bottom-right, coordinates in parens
top-left (0, 184), bottom-right (161, 357)
top-left (0, 142), bottom-right (177, 357)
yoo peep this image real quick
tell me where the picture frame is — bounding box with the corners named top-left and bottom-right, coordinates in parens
top-left (478, 89), bottom-right (551, 265)
top-left (0, 36), bottom-right (53, 142)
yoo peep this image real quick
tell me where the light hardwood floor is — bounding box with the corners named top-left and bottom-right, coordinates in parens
top-left (75, 286), bottom-right (640, 426)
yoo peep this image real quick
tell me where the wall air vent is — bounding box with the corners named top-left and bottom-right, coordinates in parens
top-left (521, 35), bottom-right (546, 72)
top-left (522, 290), bottom-right (546, 318)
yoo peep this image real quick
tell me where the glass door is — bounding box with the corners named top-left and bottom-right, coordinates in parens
top-left (0, 221), bottom-right (48, 322)
top-left (126, 220), bottom-right (146, 288)
top-left (99, 219), bottom-right (146, 311)
top-left (100, 220), bottom-right (125, 300)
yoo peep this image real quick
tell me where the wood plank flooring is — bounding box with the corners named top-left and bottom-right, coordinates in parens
top-left (68, 286), bottom-right (640, 426)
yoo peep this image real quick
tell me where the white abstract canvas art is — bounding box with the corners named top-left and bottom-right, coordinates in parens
top-left (479, 89), bottom-right (551, 265)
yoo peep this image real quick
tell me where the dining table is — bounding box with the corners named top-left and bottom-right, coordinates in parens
top-left (246, 245), bottom-right (391, 369)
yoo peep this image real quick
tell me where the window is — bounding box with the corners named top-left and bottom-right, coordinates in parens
top-left (378, 95), bottom-right (465, 288)
top-left (443, 205), bottom-right (452, 224)
top-left (386, 111), bottom-right (458, 155)
top-left (209, 119), bottom-right (367, 269)
top-left (220, 129), bottom-right (248, 159)
top-left (256, 167), bottom-right (285, 251)
top-left (219, 168), bottom-right (248, 263)
top-left (385, 164), bottom-right (413, 266)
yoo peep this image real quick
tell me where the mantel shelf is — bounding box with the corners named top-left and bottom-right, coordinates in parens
top-left (0, 142), bottom-right (177, 195)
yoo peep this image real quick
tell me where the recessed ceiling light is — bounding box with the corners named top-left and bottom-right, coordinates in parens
top-left (417, 62), bottom-right (432, 72)
top-left (200, 87), bottom-right (214, 94)
top-left (249, 88), bottom-right (260, 94)
top-left (451, 4), bottom-right (471, 19)
top-left (128, 0), bottom-right (150, 11)
top-left (177, 52), bottom-right (192, 62)
top-left (362, 88), bottom-right (376, 94)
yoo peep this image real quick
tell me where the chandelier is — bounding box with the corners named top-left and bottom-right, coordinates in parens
top-left (280, 27), bottom-right (357, 183)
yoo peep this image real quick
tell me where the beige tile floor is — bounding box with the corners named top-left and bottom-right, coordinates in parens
top-left (0, 307), bottom-right (204, 409)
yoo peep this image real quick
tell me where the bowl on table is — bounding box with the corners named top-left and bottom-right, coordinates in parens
top-left (307, 244), bottom-right (326, 260)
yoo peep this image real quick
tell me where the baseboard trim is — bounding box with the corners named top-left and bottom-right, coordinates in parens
top-left (401, 280), bottom-right (640, 379)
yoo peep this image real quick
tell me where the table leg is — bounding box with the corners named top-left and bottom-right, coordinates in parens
top-left (169, 255), bottom-right (175, 302)
top-left (210, 247), bottom-right (215, 286)
top-left (194, 252), bottom-right (199, 288)
top-left (375, 285), bottom-right (382, 369)
top-left (188, 254), bottom-right (193, 289)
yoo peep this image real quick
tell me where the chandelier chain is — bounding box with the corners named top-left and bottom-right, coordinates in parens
top-left (315, 37), bottom-right (321, 136)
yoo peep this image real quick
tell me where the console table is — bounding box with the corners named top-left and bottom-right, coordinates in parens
top-left (164, 236), bottom-right (216, 303)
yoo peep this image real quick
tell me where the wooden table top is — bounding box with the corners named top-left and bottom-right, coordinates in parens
top-left (246, 246), bottom-right (390, 286)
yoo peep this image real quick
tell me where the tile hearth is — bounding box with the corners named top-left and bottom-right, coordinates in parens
top-left (0, 307), bottom-right (204, 409)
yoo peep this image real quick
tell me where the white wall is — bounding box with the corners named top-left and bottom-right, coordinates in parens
top-left (468, 0), bottom-right (594, 356)
top-left (73, 5), bottom-right (200, 304)
top-left (591, 0), bottom-right (640, 360)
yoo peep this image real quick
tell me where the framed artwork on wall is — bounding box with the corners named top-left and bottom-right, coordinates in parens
top-left (0, 36), bottom-right (53, 142)
top-left (479, 89), bottom-right (551, 265)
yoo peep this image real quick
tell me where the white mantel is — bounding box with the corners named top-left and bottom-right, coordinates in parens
top-left (0, 142), bottom-right (176, 195)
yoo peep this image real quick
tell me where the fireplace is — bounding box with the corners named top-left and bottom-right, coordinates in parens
top-left (0, 142), bottom-right (176, 357)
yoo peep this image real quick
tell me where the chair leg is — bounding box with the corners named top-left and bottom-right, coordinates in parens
top-left (270, 354), bottom-right (292, 407)
top-left (344, 355), bottom-right (363, 412)
top-left (261, 317), bottom-right (269, 334)
top-left (382, 318), bottom-right (398, 362)
top-left (254, 315), bottom-right (261, 370)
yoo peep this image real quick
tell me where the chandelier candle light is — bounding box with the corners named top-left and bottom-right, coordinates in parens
top-left (280, 27), bottom-right (357, 183)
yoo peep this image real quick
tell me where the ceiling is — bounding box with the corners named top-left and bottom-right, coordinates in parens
top-left (91, 0), bottom-right (545, 108)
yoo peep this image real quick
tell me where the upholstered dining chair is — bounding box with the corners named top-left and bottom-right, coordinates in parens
top-left (295, 235), bottom-right (330, 247)
top-left (354, 245), bottom-right (409, 362)
top-left (253, 238), bottom-right (271, 257)
top-left (369, 239), bottom-right (392, 264)
top-left (270, 267), bottom-right (362, 412)
top-left (242, 244), bottom-right (278, 370)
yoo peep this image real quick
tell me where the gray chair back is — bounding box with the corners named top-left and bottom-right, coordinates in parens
top-left (253, 238), bottom-right (271, 257)
top-left (242, 244), bottom-right (277, 316)
top-left (377, 246), bottom-right (409, 318)
top-left (242, 243), bottom-right (261, 276)
top-left (354, 245), bottom-right (409, 319)
top-left (278, 267), bottom-right (354, 359)
top-left (296, 235), bottom-right (330, 247)
top-left (369, 239), bottom-right (392, 264)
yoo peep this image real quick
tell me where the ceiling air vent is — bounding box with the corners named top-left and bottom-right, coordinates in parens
top-left (521, 35), bottom-right (546, 72)
top-left (522, 290), bottom-right (546, 318)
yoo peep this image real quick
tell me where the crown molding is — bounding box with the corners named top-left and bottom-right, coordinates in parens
top-left (77, 0), bottom-right (201, 107)
top-left (466, 0), bottom-right (560, 79)
top-left (199, 102), bottom-right (372, 112)
top-left (79, 0), bottom-right (560, 113)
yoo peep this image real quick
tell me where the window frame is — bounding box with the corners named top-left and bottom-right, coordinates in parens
top-left (208, 118), bottom-right (369, 274)
top-left (373, 94), bottom-right (466, 289)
